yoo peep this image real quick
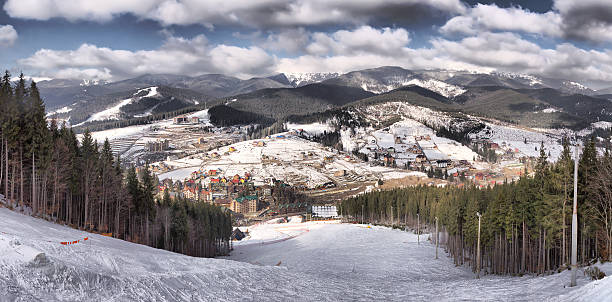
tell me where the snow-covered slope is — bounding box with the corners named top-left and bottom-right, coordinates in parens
top-left (283, 72), bottom-right (340, 87)
top-left (229, 219), bottom-right (611, 301)
top-left (0, 208), bottom-right (334, 301)
top-left (405, 78), bottom-right (466, 98)
top-left (82, 87), bottom-right (159, 124)
top-left (1, 208), bottom-right (609, 301)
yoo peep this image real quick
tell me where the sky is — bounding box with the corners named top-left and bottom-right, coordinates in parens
top-left (1, 0), bottom-right (612, 89)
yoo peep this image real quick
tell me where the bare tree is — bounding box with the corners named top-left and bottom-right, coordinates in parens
top-left (586, 155), bottom-right (612, 261)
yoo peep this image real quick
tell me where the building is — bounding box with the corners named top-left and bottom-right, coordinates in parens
top-left (311, 205), bottom-right (339, 218)
top-left (173, 116), bottom-right (189, 124)
top-left (422, 149), bottom-right (450, 168)
top-left (230, 195), bottom-right (260, 214)
top-left (173, 116), bottom-right (199, 124)
top-left (147, 140), bottom-right (169, 152)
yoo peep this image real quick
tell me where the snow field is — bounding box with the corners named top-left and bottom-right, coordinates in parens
top-left (1, 208), bottom-right (610, 301)
top-left (156, 135), bottom-right (405, 187)
top-left (478, 122), bottom-right (564, 161)
top-left (0, 208), bottom-right (341, 301)
top-left (230, 219), bottom-right (612, 301)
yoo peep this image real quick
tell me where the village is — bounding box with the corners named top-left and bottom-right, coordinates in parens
top-left (88, 106), bottom-right (567, 221)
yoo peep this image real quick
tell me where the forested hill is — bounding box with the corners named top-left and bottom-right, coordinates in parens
top-left (208, 104), bottom-right (274, 127)
top-left (0, 72), bottom-right (232, 258)
top-left (342, 139), bottom-right (612, 275)
top-left (225, 83), bottom-right (375, 119)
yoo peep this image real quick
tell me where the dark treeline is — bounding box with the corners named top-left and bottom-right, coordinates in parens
top-left (342, 138), bottom-right (612, 275)
top-left (0, 71), bottom-right (231, 257)
top-left (208, 104), bottom-right (274, 127)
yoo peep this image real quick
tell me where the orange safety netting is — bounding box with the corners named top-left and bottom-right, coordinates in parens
top-left (60, 237), bottom-right (88, 245)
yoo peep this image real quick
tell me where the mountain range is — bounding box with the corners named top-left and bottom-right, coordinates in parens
top-left (40, 66), bottom-right (612, 130)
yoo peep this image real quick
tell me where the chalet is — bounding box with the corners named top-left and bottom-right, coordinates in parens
top-left (191, 116), bottom-right (200, 124)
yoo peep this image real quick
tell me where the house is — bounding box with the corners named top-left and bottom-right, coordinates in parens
top-left (232, 228), bottom-right (246, 241)
top-left (191, 116), bottom-right (200, 124)
top-left (422, 149), bottom-right (450, 168)
top-left (383, 154), bottom-right (395, 167)
top-left (173, 116), bottom-right (189, 124)
top-left (334, 170), bottom-right (347, 177)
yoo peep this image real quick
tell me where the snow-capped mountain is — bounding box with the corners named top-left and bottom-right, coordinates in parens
top-left (283, 72), bottom-right (341, 87)
top-left (404, 79), bottom-right (466, 98)
top-left (79, 79), bottom-right (110, 86)
top-left (559, 80), bottom-right (595, 95)
top-left (495, 72), bottom-right (545, 88)
top-left (319, 66), bottom-right (467, 97)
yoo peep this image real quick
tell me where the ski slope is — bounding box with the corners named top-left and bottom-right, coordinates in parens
top-left (1, 208), bottom-right (610, 301)
top-left (230, 219), bottom-right (612, 302)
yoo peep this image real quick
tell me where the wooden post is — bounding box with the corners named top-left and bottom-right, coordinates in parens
top-left (570, 139), bottom-right (579, 287)
top-left (435, 216), bottom-right (439, 259)
top-left (476, 212), bottom-right (482, 279)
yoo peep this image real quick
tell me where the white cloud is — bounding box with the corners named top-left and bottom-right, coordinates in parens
top-left (262, 28), bottom-right (310, 54)
top-left (17, 23), bottom-right (612, 89)
top-left (440, 4), bottom-right (562, 37)
top-left (553, 0), bottom-right (612, 42)
top-left (3, 0), bottom-right (465, 27)
top-left (278, 29), bottom-right (612, 87)
top-left (19, 34), bottom-right (276, 80)
top-left (306, 26), bottom-right (410, 56)
top-left (439, 1), bottom-right (612, 43)
top-left (0, 24), bottom-right (18, 47)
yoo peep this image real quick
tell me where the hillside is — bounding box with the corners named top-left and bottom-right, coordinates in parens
top-left (347, 85), bottom-right (595, 129)
top-left (47, 86), bottom-right (212, 127)
top-left (226, 83), bottom-right (374, 119)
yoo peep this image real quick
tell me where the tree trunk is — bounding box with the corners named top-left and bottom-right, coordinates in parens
top-left (4, 140), bottom-right (8, 203)
top-left (20, 146), bottom-right (23, 208)
top-left (32, 152), bottom-right (36, 216)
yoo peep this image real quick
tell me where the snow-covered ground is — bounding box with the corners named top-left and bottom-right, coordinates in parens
top-left (79, 87), bottom-right (159, 125)
top-left (1, 208), bottom-right (609, 301)
top-left (82, 108), bottom-right (210, 143)
top-left (156, 134), bottom-right (410, 188)
top-left (285, 122), bottom-right (333, 136)
top-left (230, 218), bottom-right (612, 301)
top-left (477, 122), bottom-right (564, 161)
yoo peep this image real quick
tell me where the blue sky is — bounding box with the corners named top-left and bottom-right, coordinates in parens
top-left (1, 0), bottom-right (612, 89)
